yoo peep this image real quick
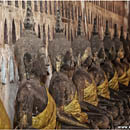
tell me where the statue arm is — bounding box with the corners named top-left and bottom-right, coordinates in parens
top-left (57, 109), bottom-right (90, 129)
top-left (98, 96), bottom-right (116, 105)
top-left (79, 101), bottom-right (107, 115)
top-left (16, 94), bottom-right (35, 129)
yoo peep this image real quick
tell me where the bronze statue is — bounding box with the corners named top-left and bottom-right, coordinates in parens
top-left (102, 21), bottom-right (130, 122)
top-left (112, 24), bottom-right (130, 96)
top-left (120, 26), bottom-right (130, 90)
top-left (14, 4), bottom-right (56, 129)
top-left (48, 11), bottom-right (96, 129)
top-left (71, 16), bottom-right (112, 129)
top-left (88, 18), bottom-right (126, 127)
top-left (102, 21), bottom-right (130, 125)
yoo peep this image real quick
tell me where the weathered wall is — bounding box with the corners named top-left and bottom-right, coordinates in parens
top-left (0, 1), bottom-right (129, 47)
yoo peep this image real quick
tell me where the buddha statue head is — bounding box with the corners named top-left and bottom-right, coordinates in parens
top-left (120, 26), bottom-right (130, 62)
top-left (90, 18), bottom-right (106, 65)
top-left (103, 20), bottom-right (116, 61)
top-left (71, 16), bottom-right (92, 69)
top-left (14, 5), bottom-right (48, 82)
top-left (48, 10), bottom-right (72, 73)
top-left (113, 24), bottom-right (124, 60)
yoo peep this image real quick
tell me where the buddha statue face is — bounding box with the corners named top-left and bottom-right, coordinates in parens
top-left (62, 49), bottom-right (75, 70)
top-left (92, 47), bottom-right (106, 65)
top-left (105, 46), bottom-right (116, 61)
top-left (23, 49), bottom-right (49, 83)
top-left (23, 52), bottom-right (32, 80)
top-left (117, 45), bottom-right (124, 60)
top-left (97, 48), bottom-right (106, 63)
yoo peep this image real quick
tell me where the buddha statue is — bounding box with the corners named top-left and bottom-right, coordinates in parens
top-left (71, 16), bottom-right (112, 128)
top-left (48, 11), bottom-right (96, 129)
top-left (124, 30), bottom-right (130, 83)
top-left (103, 23), bottom-right (130, 123)
top-left (112, 24), bottom-right (130, 95)
top-left (101, 21), bottom-right (130, 124)
top-left (14, 4), bottom-right (56, 129)
top-left (88, 18), bottom-right (127, 127)
top-left (120, 26), bottom-right (130, 90)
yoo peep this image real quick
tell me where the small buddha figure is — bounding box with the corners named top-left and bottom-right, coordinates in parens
top-left (48, 11), bottom-right (95, 129)
top-left (14, 4), bottom-right (56, 129)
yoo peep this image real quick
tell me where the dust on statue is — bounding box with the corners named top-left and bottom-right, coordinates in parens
top-left (13, 4), bottom-right (56, 129)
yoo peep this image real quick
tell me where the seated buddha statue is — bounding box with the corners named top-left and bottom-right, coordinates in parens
top-left (88, 18), bottom-right (127, 127)
top-left (48, 12), bottom-right (96, 129)
top-left (124, 30), bottom-right (130, 83)
top-left (102, 21), bottom-right (130, 122)
top-left (120, 26), bottom-right (130, 92)
top-left (112, 24), bottom-right (130, 96)
top-left (14, 5), bottom-right (56, 129)
top-left (71, 16), bottom-right (113, 128)
top-left (15, 52), bottom-right (56, 129)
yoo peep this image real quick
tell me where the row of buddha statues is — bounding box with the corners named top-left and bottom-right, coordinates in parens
top-left (1, 5), bottom-right (130, 129)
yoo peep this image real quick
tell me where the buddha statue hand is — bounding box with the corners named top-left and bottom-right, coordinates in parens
top-left (56, 109), bottom-right (93, 129)
top-left (89, 119), bottom-right (99, 129)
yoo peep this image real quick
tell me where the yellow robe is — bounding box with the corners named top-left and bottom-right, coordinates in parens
top-left (32, 89), bottom-right (56, 129)
top-left (0, 99), bottom-right (11, 129)
top-left (108, 71), bottom-right (119, 91)
top-left (83, 80), bottom-right (98, 106)
top-left (56, 92), bottom-right (88, 129)
top-left (97, 76), bottom-right (110, 99)
top-left (118, 71), bottom-right (129, 86)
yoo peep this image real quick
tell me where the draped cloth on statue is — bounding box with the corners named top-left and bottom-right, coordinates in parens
top-left (32, 89), bottom-right (56, 129)
top-left (108, 71), bottom-right (119, 91)
top-left (118, 71), bottom-right (129, 86)
top-left (83, 81), bottom-right (98, 106)
top-left (56, 92), bottom-right (88, 129)
top-left (63, 92), bottom-right (88, 123)
top-left (126, 66), bottom-right (130, 81)
top-left (97, 76), bottom-right (110, 99)
top-left (0, 99), bottom-right (11, 129)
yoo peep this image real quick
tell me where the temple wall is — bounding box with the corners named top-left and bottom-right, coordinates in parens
top-left (0, 1), bottom-right (129, 45)
top-left (0, 1), bottom-right (129, 127)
